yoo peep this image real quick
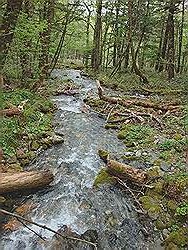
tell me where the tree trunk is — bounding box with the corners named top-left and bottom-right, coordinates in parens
top-left (177, 0), bottom-right (185, 73)
top-left (155, 17), bottom-right (165, 71)
top-left (20, 0), bottom-right (34, 82)
top-left (128, 0), bottom-right (149, 84)
top-left (91, 0), bottom-right (102, 71)
top-left (0, 0), bottom-right (23, 71)
top-left (166, 2), bottom-right (175, 80)
top-left (113, 1), bottom-right (120, 66)
top-left (39, 0), bottom-right (55, 84)
top-left (84, 8), bottom-right (91, 69)
top-left (0, 170), bottom-right (54, 194)
top-left (158, 12), bottom-right (171, 72)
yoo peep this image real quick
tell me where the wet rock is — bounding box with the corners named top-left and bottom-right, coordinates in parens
top-left (82, 229), bottom-right (98, 242)
top-left (51, 134), bottom-right (64, 145)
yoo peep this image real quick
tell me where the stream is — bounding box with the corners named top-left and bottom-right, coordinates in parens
top-left (0, 69), bottom-right (158, 250)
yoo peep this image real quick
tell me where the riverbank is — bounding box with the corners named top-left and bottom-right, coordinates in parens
top-left (85, 69), bottom-right (188, 249)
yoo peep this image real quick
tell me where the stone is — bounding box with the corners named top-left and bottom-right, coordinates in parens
top-left (51, 134), bottom-right (64, 145)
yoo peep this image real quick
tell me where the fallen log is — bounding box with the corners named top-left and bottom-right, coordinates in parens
top-left (0, 108), bottom-right (21, 117)
top-left (107, 159), bottom-right (148, 185)
top-left (0, 170), bottom-right (54, 194)
top-left (98, 149), bottom-right (147, 185)
top-left (96, 80), bottom-right (180, 112)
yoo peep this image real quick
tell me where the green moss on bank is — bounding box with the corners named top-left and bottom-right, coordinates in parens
top-left (1, 88), bottom-right (55, 159)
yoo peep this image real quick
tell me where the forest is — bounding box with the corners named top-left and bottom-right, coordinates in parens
top-left (0, 0), bottom-right (188, 249)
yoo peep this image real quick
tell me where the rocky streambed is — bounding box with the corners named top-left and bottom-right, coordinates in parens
top-left (0, 69), bottom-right (160, 250)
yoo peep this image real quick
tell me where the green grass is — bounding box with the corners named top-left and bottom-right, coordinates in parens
top-left (0, 88), bottom-right (54, 157)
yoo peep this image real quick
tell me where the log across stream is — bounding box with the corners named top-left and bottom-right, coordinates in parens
top-left (0, 70), bottom-right (158, 250)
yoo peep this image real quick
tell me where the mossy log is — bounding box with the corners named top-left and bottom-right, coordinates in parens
top-left (96, 80), bottom-right (180, 112)
top-left (107, 160), bottom-right (147, 185)
top-left (0, 170), bottom-right (54, 194)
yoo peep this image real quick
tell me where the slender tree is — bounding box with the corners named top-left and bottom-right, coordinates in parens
top-left (0, 0), bottom-right (23, 71)
top-left (91, 0), bottom-right (102, 71)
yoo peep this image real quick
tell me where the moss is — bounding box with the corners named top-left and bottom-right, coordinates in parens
top-left (0, 196), bottom-right (6, 204)
top-left (167, 200), bottom-right (178, 213)
top-left (139, 195), bottom-right (162, 217)
top-left (105, 124), bottom-right (119, 130)
top-left (1, 88), bottom-right (53, 160)
top-left (94, 169), bottom-right (114, 187)
top-left (98, 149), bottom-right (109, 162)
top-left (117, 124), bottom-right (154, 148)
top-left (165, 227), bottom-right (188, 247)
top-left (85, 98), bottom-right (104, 108)
top-left (153, 180), bottom-right (165, 194)
top-left (155, 213), bottom-right (173, 230)
top-left (147, 166), bottom-right (162, 178)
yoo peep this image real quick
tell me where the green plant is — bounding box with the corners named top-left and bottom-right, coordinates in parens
top-left (176, 202), bottom-right (188, 216)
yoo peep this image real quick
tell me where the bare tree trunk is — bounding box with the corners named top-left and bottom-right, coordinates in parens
top-left (113, 1), bottom-right (120, 66)
top-left (166, 2), bottom-right (175, 80)
top-left (177, 0), bottom-right (185, 73)
top-left (91, 0), bottom-right (102, 72)
top-left (158, 13), bottom-right (171, 72)
top-left (20, 0), bottom-right (34, 83)
top-left (0, 0), bottom-right (23, 71)
top-left (128, 0), bottom-right (149, 84)
top-left (39, 0), bottom-right (55, 84)
top-left (155, 17), bottom-right (165, 71)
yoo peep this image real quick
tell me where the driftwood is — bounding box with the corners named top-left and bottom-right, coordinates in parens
top-left (0, 170), bottom-right (54, 194)
top-left (96, 80), bottom-right (180, 112)
top-left (107, 159), bottom-right (147, 185)
top-left (0, 108), bottom-right (21, 117)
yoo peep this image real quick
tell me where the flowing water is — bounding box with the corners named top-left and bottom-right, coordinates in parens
top-left (0, 69), bottom-right (157, 250)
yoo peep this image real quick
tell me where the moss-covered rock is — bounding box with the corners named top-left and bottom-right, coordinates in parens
top-left (94, 169), bottom-right (114, 187)
top-left (139, 195), bottom-right (162, 218)
top-left (164, 227), bottom-right (188, 247)
top-left (98, 149), bottom-right (109, 162)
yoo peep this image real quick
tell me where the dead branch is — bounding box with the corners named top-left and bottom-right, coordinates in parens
top-left (96, 80), bottom-right (180, 112)
top-left (114, 177), bottom-right (145, 214)
top-left (0, 209), bottom-right (97, 249)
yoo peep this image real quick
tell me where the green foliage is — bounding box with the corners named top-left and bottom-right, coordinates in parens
top-left (0, 89), bottom-right (53, 157)
top-left (158, 138), bottom-right (187, 152)
top-left (176, 202), bottom-right (188, 216)
top-left (118, 124), bottom-right (154, 147)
